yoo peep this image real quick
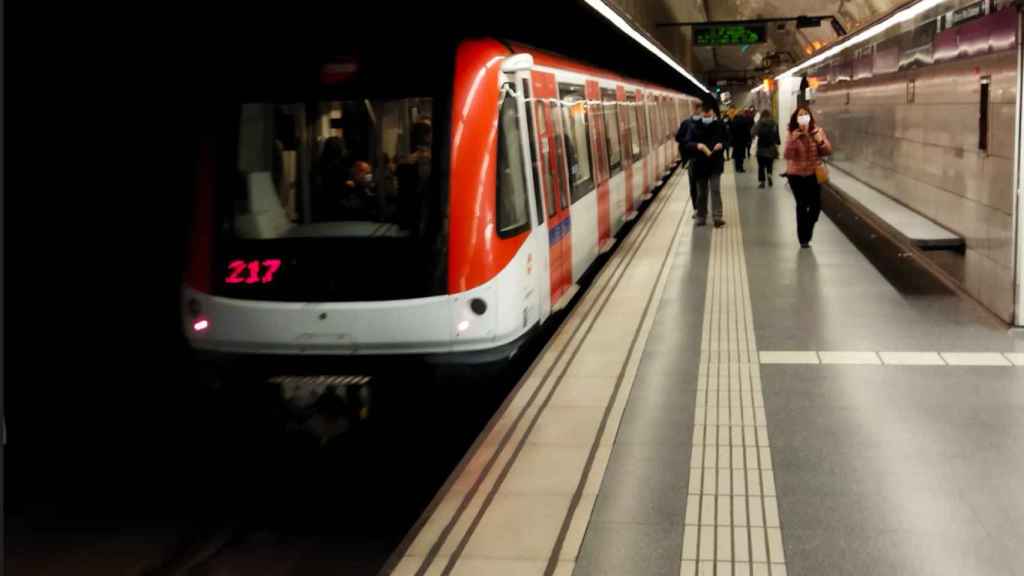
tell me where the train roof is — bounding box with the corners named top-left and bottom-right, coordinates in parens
top-left (508, 41), bottom-right (696, 97)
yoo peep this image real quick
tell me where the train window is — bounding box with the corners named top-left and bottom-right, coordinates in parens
top-left (232, 98), bottom-right (434, 240)
top-left (601, 88), bottom-right (623, 175)
top-left (549, 101), bottom-right (571, 210)
top-left (497, 94), bottom-right (531, 238)
top-left (647, 100), bottom-right (656, 145)
top-left (630, 99), bottom-right (639, 153)
top-left (620, 97), bottom-right (632, 162)
top-left (522, 82), bottom-right (545, 225)
top-left (220, 95), bottom-right (445, 303)
top-left (536, 101), bottom-right (557, 218)
top-left (665, 101), bottom-right (671, 137)
top-left (558, 83), bottom-right (595, 203)
top-left (659, 101), bottom-right (665, 141)
top-left (647, 100), bottom-right (655, 145)
top-left (626, 94), bottom-right (642, 162)
top-left (654, 99), bottom-right (662, 143)
top-left (638, 98), bottom-right (649, 156)
top-left (670, 101), bottom-right (676, 139)
top-left (670, 102), bottom-right (676, 138)
top-left (663, 100), bottom-right (670, 141)
top-left (643, 99), bottom-right (651, 151)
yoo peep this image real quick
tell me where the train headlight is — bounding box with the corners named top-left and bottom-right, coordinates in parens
top-left (470, 298), bottom-right (488, 316)
top-left (457, 320), bottom-right (471, 333)
top-left (193, 318), bottom-right (210, 333)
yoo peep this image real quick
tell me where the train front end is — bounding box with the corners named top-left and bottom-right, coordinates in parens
top-left (182, 41), bottom-right (539, 376)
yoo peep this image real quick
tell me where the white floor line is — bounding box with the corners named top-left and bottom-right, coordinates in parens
top-left (758, 350), bottom-right (1024, 367)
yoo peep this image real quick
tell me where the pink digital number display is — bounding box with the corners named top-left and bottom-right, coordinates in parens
top-left (225, 259), bottom-right (282, 284)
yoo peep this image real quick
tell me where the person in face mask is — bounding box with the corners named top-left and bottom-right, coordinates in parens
top-left (675, 102), bottom-right (704, 216)
top-left (341, 160), bottom-right (377, 220)
top-left (684, 98), bottom-right (729, 227)
top-left (783, 107), bottom-right (832, 248)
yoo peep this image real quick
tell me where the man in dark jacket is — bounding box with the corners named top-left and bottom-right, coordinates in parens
top-left (684, 99), bottom-right (729, 227)
top-left (675, 102), bottom-right (703, 216)
top-left (731, 110), bottom-right (752, 172)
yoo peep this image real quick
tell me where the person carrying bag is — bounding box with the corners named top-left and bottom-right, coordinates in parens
top-left (783, 106), bottom-right (832, 248)
top-left (815, 160), bottom-right (829, 185)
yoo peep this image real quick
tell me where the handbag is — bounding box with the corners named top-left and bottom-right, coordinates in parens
top-left (815, 162), bottom-right (829, 184)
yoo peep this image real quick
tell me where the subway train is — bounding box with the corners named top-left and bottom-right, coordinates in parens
top-left (181, 37), bottom-right (699, 372)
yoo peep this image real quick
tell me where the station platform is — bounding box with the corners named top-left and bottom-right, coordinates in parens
top-left (388, 163), bottom-right (1024, 576)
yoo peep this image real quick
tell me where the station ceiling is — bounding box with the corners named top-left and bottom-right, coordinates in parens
top-left (635, 0), bottom-right (910, 83)
top-left (177, 1), bottom-right (911, 100)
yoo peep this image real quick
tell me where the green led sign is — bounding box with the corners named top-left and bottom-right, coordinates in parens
top-left (694, 24), bottom-right (767, 46)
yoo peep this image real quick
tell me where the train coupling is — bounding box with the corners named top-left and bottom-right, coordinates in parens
top-left (268, 375), bottom-right (373, 443)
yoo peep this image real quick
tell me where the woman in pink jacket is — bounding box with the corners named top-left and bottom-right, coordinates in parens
top-left (783, 106), bottom-right (832, 248)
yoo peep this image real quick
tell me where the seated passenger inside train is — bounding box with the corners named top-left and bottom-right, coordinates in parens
top-left (316, 139), bottom-right (385, 224)
top-left (374, 153), bottom-right (400, 221)
top-left (339, 160), bottom-right (378, 220)
top-left (395, 116), bottom-right (433, 233)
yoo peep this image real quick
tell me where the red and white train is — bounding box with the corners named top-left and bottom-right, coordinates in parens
top-left (182, 38), bottom-right (698, 367)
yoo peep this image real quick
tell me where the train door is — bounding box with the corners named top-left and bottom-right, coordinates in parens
top-left (618, 85), bottom-right (635, 217)
top-left (651, 94), bottom-right (661, 185)
top-left (672, 99), bottom-right (680, 163)
top-left (503, 58), bottom-right (551, 320)
top-left (531, 70), bottom-right (573, 311)
top-left (662, 98), bottom-right (671, 170)
top-left (652, 95), bottom-right (662, 176)
top-left (646, 94), bottom-right (658, 193)
top-left (637, 88), bottom-right (651, 200)
top-left (664, 99), bottom-right (671, 165)
top-left (670, 99), bottom-right (678, 164)
top-left (586, 80), bottom-right (612, 251)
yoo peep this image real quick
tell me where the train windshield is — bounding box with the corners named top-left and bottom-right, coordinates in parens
top-left (234, 99), bottom-right (435, 239)
top-left (214, 96), bottom-right (447, 302)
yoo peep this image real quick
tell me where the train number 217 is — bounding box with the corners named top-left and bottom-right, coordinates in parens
top-left (225, 259), bottom-right (282, 284)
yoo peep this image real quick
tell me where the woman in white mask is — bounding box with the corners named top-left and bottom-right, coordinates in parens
top-left (783, 107), bottom-right (832, 248)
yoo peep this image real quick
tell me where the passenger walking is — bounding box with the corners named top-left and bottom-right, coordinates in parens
top-left (749, 106), bottom-right (757, 156)
top-left (675, 103), bottom-right (703, 217)
top-left (783, 107), bottom-right (832, 248)
top-left (752, 109), bottom-right (780, 188)
top-left (731, 110), bottom-right (752, 172)
top-left (722, 110), bottom-right (733, 160)
top-left (684, 98), bottom-right (728, 228)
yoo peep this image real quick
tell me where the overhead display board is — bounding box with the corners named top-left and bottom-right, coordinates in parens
top-left (694, 24), bottom-right (767, 46)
